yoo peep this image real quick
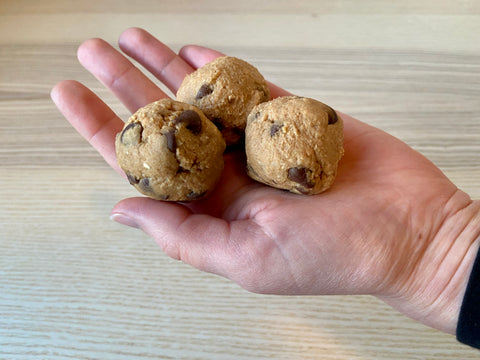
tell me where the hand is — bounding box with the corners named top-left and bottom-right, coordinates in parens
top-left (51, 28), bottom-right (480, 335)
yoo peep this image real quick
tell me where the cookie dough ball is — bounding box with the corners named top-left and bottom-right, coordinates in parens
top-left (176, 56), bottom-right (270, 146)
top-left (115, 99), bottom-right (226, 201)
top-left (245, 96), bottom-right (344, 195)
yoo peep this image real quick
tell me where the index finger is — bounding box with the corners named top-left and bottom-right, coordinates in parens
top-left (51, 80), bottom-right (124, 174)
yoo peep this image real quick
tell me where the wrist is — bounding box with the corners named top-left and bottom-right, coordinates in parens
top-left (379, 196), bottom-right (480, 335)
top-left (457, 232), bottom-right (480, 347)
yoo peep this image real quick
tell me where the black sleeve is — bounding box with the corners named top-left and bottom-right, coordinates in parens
top-left (457, 246), bottom-right (480, 349)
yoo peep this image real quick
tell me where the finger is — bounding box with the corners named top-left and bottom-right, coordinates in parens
top-left (118, 28), bottom-right (195, 95)
top-left (267, 82), bottom-right (293, 99)
top-left (178, 44), bottom-right (225, 69)
top-left (77, 38), bottom-right (167, 113)
top-left (178, 45), bottom-right (292, 99)
top-left (111, 196), bottom-right (295, 294)
top-left (111, 197), bottom-right (234, 276)
top-left (51, 80), bottom-right (123, 173)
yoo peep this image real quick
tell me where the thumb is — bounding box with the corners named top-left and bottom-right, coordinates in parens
top-left (111, 197), bottom-right (315, 295)
top-left (110, 197), bottom-right (236, 275)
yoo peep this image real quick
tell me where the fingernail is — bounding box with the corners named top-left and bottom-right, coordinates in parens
top-left (110, 213), bottom-right (140, 229)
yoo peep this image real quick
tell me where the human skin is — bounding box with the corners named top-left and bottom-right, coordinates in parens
top-left (51, 27), bottom-right (480, 336)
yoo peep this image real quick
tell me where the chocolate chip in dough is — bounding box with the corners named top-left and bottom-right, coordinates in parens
top-left (176, 166), bottom-right (190, 174)
top-left (212, 118), bottom-right (225, 131)
top-left (270, 123), bottom-right (283, 137)
top-left (294, 186), bottom-right (312, 195)
top-left (325, 106), bottom-right (338, 125)
top-left (120, 122), bottom-right (143, 145)
top-left (195, 84), bottom-right (213, 99)
top-left (174, 110), bottom-right (202, 135)
top-left (186, 190), bottom-right (207, 200)
top-left (164, 129), bottom-right (177, 153)
top-left (126, 174), bottom-right (140, 185)
top-left (139, 178), bottom-right (153, 192)
top-left (287, 167), bottom-right (314, 189)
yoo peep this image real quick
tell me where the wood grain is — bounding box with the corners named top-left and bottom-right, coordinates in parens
top-left (1, 0), bottom-right (479, 15)
top-left (1, 1), bottom-right (479, 359)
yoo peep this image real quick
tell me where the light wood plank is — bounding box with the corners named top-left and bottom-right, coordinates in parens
top-left (1, 0), bottom-right (479, 15)
top-left (1, 13), bottom-right (479, 56)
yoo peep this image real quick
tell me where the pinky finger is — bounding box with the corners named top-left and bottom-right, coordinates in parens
top-left (51, 80), bottom-right (124, 174)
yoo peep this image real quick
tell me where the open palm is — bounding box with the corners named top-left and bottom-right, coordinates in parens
top-left (52, 28), bottom-right (478, 335)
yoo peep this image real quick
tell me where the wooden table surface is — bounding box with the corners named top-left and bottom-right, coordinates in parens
top-left (1, 1), bottom-right (479, 359)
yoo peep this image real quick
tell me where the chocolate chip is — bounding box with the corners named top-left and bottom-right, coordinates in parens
top-left (126, 174), bottom-right (140, 185)
top-left (195, 84), bottom-right (213, 99)
top-left (186, 190), bottom-right (207, 200)
top-left (212, 118), bottom-right (224, 131)
top-left (270, 123), bottom-right (283, 137)
top-left (295, 186), bottom-right (311, 195)
top-left (139, 178), bottom-right (152, 192)
top-left (174, 110), bottom-right (202, 135)
top-left (176, 166), bottom-right (190, 174)
top-left (287, 167), bottom-right (314, 188)
top-left (164, 129), bottom-right (177, 153)
top-left (120, 122), bottom-right (143, 145)
top-left (326, 106), bottom-right (338, 125)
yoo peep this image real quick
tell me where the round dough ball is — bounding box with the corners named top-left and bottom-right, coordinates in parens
top-left (176, 56), bottom-right (270, 146)
top-left (245, 96), bottom-right (344, 195)
top-left (115, 99), bottom-right (226, 201)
